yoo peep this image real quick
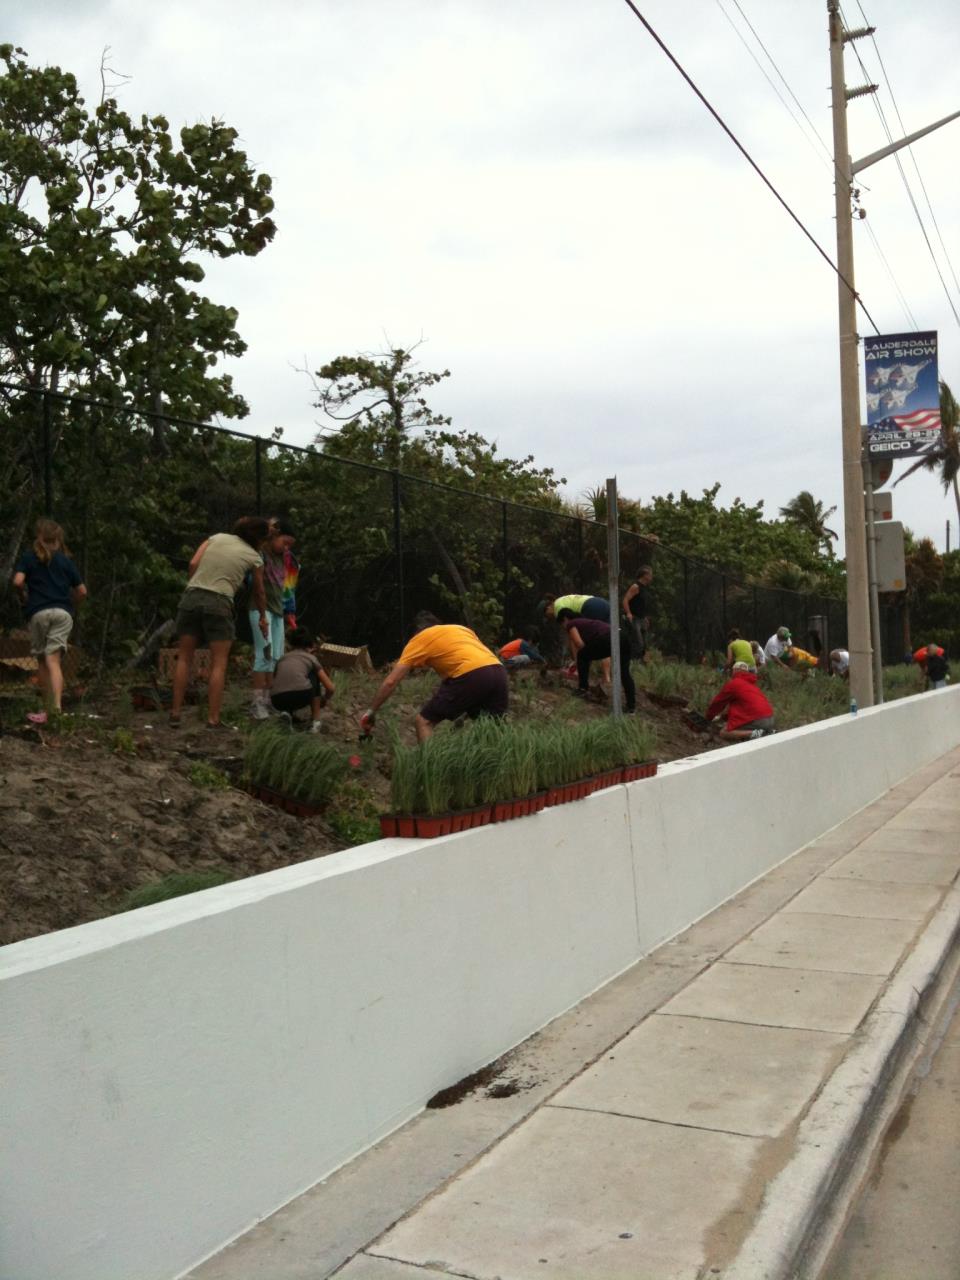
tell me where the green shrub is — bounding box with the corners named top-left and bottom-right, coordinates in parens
top-left (119, 870), bottom-right (233, 911)
top-left (188, 760), bottom-right (231, 790)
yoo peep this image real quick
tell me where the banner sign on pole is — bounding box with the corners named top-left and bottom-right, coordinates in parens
top-left (863, 330), bottom-right (940, 457)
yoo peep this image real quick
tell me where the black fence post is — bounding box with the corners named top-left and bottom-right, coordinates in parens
top-left (392, 470), bottom-right (405, 647)
top-left (42, 389), bottom-right (53, 515)
top-left (682, 557), bottom-right (691, 662)
top-left (720, 573), bottom-right (728, 637)
top-left (576, 519), bottom-right (584, 592)
top-left (752, 586), bottom-right (759, 639)
top-left (501, 501), bottom-right (509, 637)
top-left (253, 437), bottom-right (263, 515)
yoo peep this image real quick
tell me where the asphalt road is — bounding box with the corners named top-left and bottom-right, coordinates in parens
top-left (824, 976), bottom-right (960, 1280)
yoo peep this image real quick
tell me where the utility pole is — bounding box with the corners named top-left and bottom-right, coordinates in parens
top-left (606, 477), bottom-right (623, 717)
top-left (828, 0), bottom-right (960, 707)
top-left (828, 0), bottom-right (876, 708)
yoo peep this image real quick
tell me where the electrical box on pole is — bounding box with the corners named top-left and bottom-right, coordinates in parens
top-left (875, 522), bottom-right (906, 593)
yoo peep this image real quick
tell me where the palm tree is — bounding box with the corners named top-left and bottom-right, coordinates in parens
top-left (778, 491), bottom-right (839, 555)
top-left (893, 380), bottom-right (960, 525)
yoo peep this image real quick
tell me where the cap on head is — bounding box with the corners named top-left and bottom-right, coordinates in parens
top-left (732, 661), bottom-right (751, 673)
top-left (777, 627), bottom-right (791, 641)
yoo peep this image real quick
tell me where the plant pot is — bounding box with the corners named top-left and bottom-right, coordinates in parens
top-left (448, 810), bottom-right (470, 833)
top-left (474, 805), bottom-right (493, 827)
top-left (545, 786), bottom-right (564, 807)
top-left (415, 814), bottom-right (453, 838)
top-left (396, 816), bottom-right (417, 838)
top-left (493, 800), bottom-right (514, 823)
top-left (531, 790), bottom-right (547, 813)
top-left (514, 798), bottom-right (530, 818)
top-left (563, 782), bottom-right (579, 804)
top-left (379, 814), bottom-right (399, 838)
top-left (642, 759), bottom-right (659, 778)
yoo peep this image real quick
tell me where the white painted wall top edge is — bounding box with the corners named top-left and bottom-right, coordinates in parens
top-left (5, 686), bottom-right (957, 978)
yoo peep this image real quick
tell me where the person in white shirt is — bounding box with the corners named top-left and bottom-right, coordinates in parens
top-left (764, 626), bottom-right (793, 670)
top-left (829, 648), bottom-right (850, 679)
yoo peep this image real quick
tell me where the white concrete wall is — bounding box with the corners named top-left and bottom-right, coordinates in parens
top-left (3, 688), bottom-right (959, 1280)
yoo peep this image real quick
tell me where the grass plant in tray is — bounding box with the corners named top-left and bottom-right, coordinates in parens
top-left (245, 721), bottom-right (348, 811)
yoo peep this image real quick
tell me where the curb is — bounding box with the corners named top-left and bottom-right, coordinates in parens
top-left (726, 883), bottom-right (960, 1279)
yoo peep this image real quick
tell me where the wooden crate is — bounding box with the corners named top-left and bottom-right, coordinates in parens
top-left (158, 647), bottom-right (213, 683)
top-left (0, 637), bottom-right (84, 681)
top-left (318, 642), bottom-right (375, 673)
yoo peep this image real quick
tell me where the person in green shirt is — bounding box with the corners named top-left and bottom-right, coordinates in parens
top-left (724, 629), bottom-right (756, 673)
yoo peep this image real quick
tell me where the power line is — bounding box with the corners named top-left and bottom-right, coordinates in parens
top-left (618, 0), bottom-right (880, 334)
top-left (856, 0), bottom-right (960, 304)
top-left (863, 218), bottom-right (919, 329)
top-left (714, 0), bottom-right (829, 170)
top-left (728, 0), bottom-right (836, 164)
top-left (841, 4), bottom-right (960, 332)
top-left (718, 0), bottom-right (917, 333)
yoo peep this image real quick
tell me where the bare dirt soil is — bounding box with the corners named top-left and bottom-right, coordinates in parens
top-left (0, 664), bottom-right (717, 947)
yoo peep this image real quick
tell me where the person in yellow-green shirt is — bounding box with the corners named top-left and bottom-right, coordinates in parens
top-left (360, 611), bottom-right (508, 742)
top-left (724, 629), bottom-right (756, 673)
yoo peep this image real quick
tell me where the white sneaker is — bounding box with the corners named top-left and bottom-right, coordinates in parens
top-left (310, 719), bottom-right (323, 733)
top-left (251, 701), bottom-right (270, 721)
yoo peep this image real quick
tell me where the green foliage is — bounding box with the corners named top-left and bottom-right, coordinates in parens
top-left (188, 760), bottom-right (231, 790)
top-left (388, 713), bottom-right (658, 815)
top-left (111, 726), bottom-right (136, 755)
top-left (642, 484), bottom-right (842, 590)
top-left (326, 779), bottom-right (381, 846)
top-left (0, 43), bottom-right (274, 638)
top-left (119, 869), bottom-right (233, 911)
top-left (245, 722), bottom-right (347, 808)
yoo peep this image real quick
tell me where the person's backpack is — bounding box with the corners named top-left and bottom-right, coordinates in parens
top-left (926, 650), bottom-right (948, 682)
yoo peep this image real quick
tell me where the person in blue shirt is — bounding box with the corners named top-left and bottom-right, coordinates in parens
top-left (12, 519), bottom-right (87, 723)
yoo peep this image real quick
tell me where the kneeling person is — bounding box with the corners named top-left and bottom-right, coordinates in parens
top-left (270, 627), bottom-right (335, 731)
top-left (362, 612), bottom-right (508, 743)
top-left (705, 662), bottom-right (775, 742)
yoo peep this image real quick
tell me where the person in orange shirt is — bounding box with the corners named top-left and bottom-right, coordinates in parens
top-left (361, 611), bottom-right (509, 742)
top-left (913, 643), bottom-right (948, 689)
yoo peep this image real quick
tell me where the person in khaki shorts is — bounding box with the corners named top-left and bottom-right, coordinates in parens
top-left (12, 519), bottom-right (87, 724)
top-left (170, 517), bottom-right (271, 729)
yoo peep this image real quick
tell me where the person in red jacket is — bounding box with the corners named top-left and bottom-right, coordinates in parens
top-left (705, 662), bottom-right (776, 742)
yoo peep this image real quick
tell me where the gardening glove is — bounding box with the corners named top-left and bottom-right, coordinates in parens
top-left (359, 710), bottom-right (376, 738)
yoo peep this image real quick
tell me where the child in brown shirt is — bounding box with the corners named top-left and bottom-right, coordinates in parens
top-left (269, 627), bottom-right (335, 730)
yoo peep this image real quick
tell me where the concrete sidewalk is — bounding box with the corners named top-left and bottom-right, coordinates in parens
top-left (190, 747), bottom-right (960, 1280)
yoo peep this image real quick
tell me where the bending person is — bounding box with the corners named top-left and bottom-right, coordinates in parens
top-left (270, 626), bottom-right (335, 730)
top-left (12, 519), bottom-right (87, 724)
top-left (499, 628), bottom-right (545, 670)
top-left (361, 611), bottom-right (508, 743)
top-left (558, 609), bottom-right (635, 712)
top-left (705, 662), bottom-right (775, 742)
top-left (724, 628), bottom-right (756, 674)
top-left (171, 516), bottom-right (271, 729)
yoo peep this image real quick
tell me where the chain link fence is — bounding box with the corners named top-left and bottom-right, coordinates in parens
top-left (0, 384), bottom-right (903, 667)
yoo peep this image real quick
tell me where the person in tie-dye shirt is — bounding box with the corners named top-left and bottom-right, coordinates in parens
top-left (273, 517), bottom-right (300, 629)
top-left (249, 519), bottom-right (298, 719)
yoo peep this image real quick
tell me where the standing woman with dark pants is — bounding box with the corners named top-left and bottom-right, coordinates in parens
top-left (621, 565), bottom-right (654, 662)
top-left (558, 610), bottom-right (635, 711)
top-left (12, 519), bottom-right (87, 724)
top-left (171, 517), bottom-right (270, 729)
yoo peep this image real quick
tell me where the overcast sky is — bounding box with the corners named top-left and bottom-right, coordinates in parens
top-left (11, 0), bottom-right (960, 550)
